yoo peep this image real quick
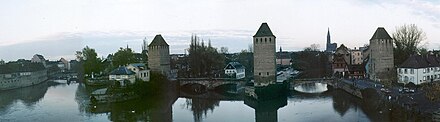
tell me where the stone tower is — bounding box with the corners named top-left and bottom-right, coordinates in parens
top-left (148, 34), bottom-right (170, 76)
top-left (368, 27), bottom-right (394, 82)
top-left (253, 23), bottom-right (276, 86)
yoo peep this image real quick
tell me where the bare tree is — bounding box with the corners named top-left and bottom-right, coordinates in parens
top-left (304, 44), bottom-right (320, 52)
top-left (393, 24), bottom-right (427, 66)
top-left (220, 47), bottom-right (229, 54)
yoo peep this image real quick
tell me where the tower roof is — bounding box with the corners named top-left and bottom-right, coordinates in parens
top-left (370, 27), bottom-right (392, 40)
top-left (149, 34), bottom-right (169, 47)
top-left (253, 23), bottom-right (275, 37)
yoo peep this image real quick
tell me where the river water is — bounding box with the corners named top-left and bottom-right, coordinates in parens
top-left (0, 81), bottom-right (397, 122)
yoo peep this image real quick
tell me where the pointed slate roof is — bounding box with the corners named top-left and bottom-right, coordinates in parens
top-left (149, 34), bottom-right (169, 46)
top-left (224, 62), bottom-right (245, 70)
top-left (253, 23), bottom-right (275, 37)
top-left (370, 27), bottom-right (392, 40)
top-left (110, 66), bottom-right (135, 75)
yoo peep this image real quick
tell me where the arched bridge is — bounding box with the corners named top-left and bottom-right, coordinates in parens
top-left (179, 78), bottom-right (243, 89)
top-left (290, 78), bottom-right (336, 90)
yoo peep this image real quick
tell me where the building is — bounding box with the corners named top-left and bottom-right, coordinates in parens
top-left (325, 28), bottom-right (337, 53)
top-left (31, 54), bottom-right (47, 67)
top-left (332, 54), bottom-right (349, 77)
top-left (109, 66), bottom-right (136, 86)
top-left (276, 47), bottom-right (291, 67)
top-left (366, 27), bottom-right (394, 82)
top-left (348, 64), bottom-right (366, 79)
top-left (0, 62), bottom-right (47, 90)
top-left (350, 47), bottom-right (363, 65)
top-left (335, 44), bottom-right (351, 65)
top-left (253, 23), bottom-right (276, 86)
top-left (397, 55), bottom-right (440, 85)
top-left (126, 63), bottom-right (150, 82)
top-left (148, 34), bottom-right (171, 77)
top-left (224, 62), bottom-right (246, 79)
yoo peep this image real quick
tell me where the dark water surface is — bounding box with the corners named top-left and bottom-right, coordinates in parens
top-left (0, 81), bottom-right (395, 122)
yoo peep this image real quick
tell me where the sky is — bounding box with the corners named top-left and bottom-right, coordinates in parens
top-left (0, 0), bottom-right (439, 61)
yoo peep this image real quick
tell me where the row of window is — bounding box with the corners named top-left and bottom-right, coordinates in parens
top-left (423, 67), bottom-right (440, 73)
top-left (140, 72), bottom-right (149, 78)
top-left (423, 74), bottom-right (440, 81)
top-left (254, 38), bottom-right (273, 44)
top-left (0, 79), bottom-right (19, 84)
top-left (258, 72), bottom-right (270, 76)
top-left (399, 67), bottom-right (440, 74)
top-left (401, 74), bottom-right (440, 82)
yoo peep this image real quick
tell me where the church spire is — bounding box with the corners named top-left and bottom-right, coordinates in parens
top-left (327, 27), bottom-right (331, 44)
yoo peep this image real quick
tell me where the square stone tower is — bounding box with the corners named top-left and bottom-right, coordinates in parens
top-left (368, 27), bottom-right (394, 82)
top-left (148, 34), bottom-right (171, 76)
top-left (253, 23), bottom-right (276, 86)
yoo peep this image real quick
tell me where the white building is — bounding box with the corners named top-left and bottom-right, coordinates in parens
top-left (126, 63), bottom-right (150, 82)
top-left (224, 62), bottom-right (246, 79)
top-left (398, 55), bottom-right (440, 85)
top-left (109, 66), bottom-right (136, 86)
top-left (31, 54), bottom-right (47, 67)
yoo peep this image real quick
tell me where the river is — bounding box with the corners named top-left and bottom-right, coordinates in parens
top-left (0, 81), bottom-right (408, 122)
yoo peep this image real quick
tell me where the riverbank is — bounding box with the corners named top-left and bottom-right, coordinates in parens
top-left (331, 78), bottom-right (438, 121)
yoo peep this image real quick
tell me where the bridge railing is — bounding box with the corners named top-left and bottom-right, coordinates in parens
top-left (178, 78), bottom-right (239, 81)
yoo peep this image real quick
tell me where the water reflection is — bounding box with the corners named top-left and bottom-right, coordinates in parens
top-left (293, 83), bottom-right (328, 93)
top-left (0, 81), bottom-right (60, 116)
top-left (0, 80), bottom-right (428, 121)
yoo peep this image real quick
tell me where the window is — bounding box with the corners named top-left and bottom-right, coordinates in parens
top-left (424, 69), bottom-right (426, 73)
top-left (265, 38), bottom-right (267, 43)
top-left (410, 69), bottom-right (414, 74)
top-left (423, 76), bottom-right (426, 80)
top-left (267, 72), bottom-right (269, 75)
top-left (404, 69), bottom-right (407, 74)
top-left (259, 73), bottom-right (261, 76)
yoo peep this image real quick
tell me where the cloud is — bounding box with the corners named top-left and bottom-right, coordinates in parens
top-left (0, 30), bottom-right (255, 61)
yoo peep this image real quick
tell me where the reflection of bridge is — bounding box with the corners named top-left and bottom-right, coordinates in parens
top-left (179, 78), bottom-right (244, 89)
top-left (290, 78), bottom-right (335, 90)
top-left (180, 90), bottom-right (243, 101)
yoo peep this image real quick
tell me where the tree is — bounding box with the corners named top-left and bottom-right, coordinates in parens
top-left (187, 35), bottom-right (224, 78)
top-left (0, 59), bottom-right (4, 65)
top-left (112, 47), bottom-right (136, 67)
top-left (220, 47), bottom-right (229, 54)
top-left (304, 44), bottom-right (320, 52)
top-left (76, 46), bottom-right (102, 76)
top-left (393, 24), bottom-right (427, 66)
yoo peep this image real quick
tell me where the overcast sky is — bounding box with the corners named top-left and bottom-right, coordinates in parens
top-left (1, 0), bottom-right (439, 61)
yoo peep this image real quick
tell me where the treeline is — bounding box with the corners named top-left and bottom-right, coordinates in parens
top-left (76, 46), bottom-right (144, 78)
top-left (187, 35), bottom-right (224, 78)
top-left (291, 44), bottom-right (331, 78)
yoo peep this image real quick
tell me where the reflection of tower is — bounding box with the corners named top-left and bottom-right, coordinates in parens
top-left (253, 23), bottom-right (276, 86)
top-left (244, 94), bottom-right (287, 122)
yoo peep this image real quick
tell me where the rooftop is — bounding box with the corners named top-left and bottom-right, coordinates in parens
top-left (370, 27), bottom-right (392, 40)
top-left (399, 55), bottom-right (440, 68)
top-left (254, 23), bottom-right (275, 37)
top-left (110, 66), bottom-right (136, 75)
top-left (149, 34), bottom-right (169, 46)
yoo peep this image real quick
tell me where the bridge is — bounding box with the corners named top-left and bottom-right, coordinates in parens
top-left (178, 78), bottom-right (244, 90)
top-left (290, 78), bottom-right (336, 90)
